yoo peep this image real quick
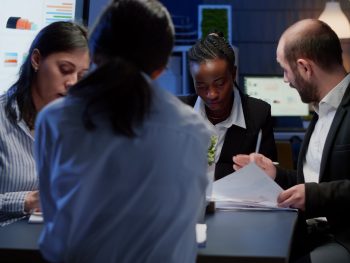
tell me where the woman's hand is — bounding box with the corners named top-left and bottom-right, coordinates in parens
top-left (233, 153), bottom-right (277, 180)
top-left (24, 190), bottom-right (41, 213)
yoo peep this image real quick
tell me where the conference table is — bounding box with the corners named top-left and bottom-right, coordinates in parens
top-left (197, 210), bottom-right (297, 263)
top-left (0, 210), bottom-right (298, 263)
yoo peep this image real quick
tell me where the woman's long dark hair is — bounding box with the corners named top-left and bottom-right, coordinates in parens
top-left (5, 21), bottom-right (88, 129)
top-left (69, 0), bottom-right (174, 137)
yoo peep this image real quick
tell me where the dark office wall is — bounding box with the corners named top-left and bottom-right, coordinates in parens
top-left (160, 0), bottom-right (350, 83)
top-left (88, 0), bottom-right (350, 80)
top-left (202, 0), bottom-right (350, 81)
top-left (88, 0), bottom-right (109, 27)
top-left (89, 0), bottom-right (201, 30)
top-left (160, 0), bottom-right (201, 24)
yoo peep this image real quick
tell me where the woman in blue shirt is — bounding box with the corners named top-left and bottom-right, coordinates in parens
top-left (35, 0), bottom-right (211, 262)
top-left (0, 21), bottom-right (89, 225)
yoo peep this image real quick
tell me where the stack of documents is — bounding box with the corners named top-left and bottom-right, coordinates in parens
top-left (211, 162), bottom-right (296, 211)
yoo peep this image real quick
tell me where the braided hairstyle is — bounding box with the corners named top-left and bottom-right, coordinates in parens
top-left (188, 31), bottom-right (236, 72)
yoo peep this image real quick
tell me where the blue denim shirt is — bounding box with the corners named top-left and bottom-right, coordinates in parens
top-left (35, 81), bottom-right (211, 263)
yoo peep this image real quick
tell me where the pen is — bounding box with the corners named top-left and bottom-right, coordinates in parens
top-left (255, 129), bottom-right (262, 153)
top-left (255, 129), bottom-right (279, 166)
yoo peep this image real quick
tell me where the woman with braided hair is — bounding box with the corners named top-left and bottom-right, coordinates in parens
top-left (182, 32), bottom-right (277, 180)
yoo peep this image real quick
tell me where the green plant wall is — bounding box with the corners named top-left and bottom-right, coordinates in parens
top-left (201, 9), bottom-right (229, 40)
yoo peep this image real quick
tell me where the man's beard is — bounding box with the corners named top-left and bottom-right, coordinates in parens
top-left (291, 71), bottom-right (319, 103)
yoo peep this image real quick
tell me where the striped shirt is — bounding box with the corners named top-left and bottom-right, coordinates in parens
top-left (0, 94), bottom-right (38, 226)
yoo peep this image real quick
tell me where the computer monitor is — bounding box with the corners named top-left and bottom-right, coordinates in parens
top-left (243, 76), bottom-right (309, 117)
top-left (0, 0), bottom-right (89, 95)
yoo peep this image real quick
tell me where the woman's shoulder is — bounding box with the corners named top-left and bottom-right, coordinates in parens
top-left (241, 92), bottom-right (271, 111)
top-left (239, 92), bottom-right (273, 126)
top-left (36, 97), bottom-right (81, 127)
top-left (0, 93), bottom-right (8, 105)
top-left (151, 87), bottom-right (211, 136)
top-left (177, 94), bottom-right (197, 107)
top-left (154, 87), bottom-right (197, 120)
top-left (0, 94), bottom-right (10, 120)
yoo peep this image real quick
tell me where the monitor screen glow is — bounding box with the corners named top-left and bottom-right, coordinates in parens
top-left (244, 76), bottom-right (309, 117)
top-left (0, 0), bottom-right (86, 95)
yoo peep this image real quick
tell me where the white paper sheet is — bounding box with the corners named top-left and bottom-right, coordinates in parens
top-left (211, 162), bottom-right (295, 211)
top-left (28, 212), bottom-right (44, 224)
top-left (196, 223), bottom-right (207, 244)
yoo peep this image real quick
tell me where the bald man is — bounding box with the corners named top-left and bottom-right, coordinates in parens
top-left (233, 19), bottom-right (350, 262)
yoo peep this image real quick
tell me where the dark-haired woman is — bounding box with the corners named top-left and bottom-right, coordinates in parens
top-left (0, 21), bottom-right (89, 225)
top-left (35, 0), bottom-right (210, 262)
top-left (183, 32), bottom-right (277, 180)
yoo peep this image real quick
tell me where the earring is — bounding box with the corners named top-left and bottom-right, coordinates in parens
top-left (33, 67), bottom-right (38, 72)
